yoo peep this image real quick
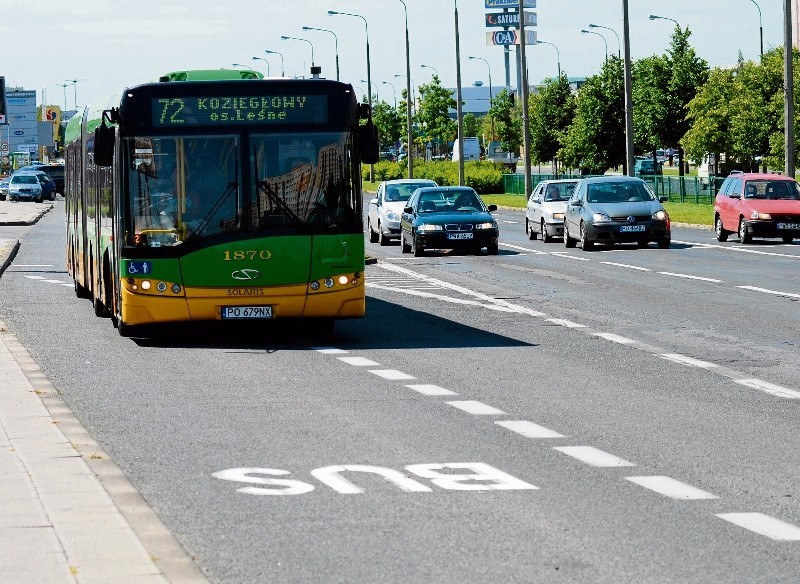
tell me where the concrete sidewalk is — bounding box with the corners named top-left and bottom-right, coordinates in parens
top-left (0, 201), bottom-right (207, 583)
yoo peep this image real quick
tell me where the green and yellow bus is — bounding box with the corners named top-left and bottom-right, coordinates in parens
top-left (65, 69), bottom-right (378, 336)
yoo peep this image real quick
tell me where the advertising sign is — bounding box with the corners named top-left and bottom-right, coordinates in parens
top-left (485, 0), bottom-right (535, 8)
top-left (485, 11), bottom-right (537, 27)
top-left (486, 29), bottom-right (537, 46)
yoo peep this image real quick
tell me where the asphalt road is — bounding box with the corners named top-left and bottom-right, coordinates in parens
top-left (1, 199), bottom-right (799, 583)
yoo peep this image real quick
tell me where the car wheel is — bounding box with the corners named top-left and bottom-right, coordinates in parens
top-left (637, 240), bottom-right (649, 248)
top-left (367, 218), bottom-right (378, 243)
top-left (412, 235), bottom-right (425, 257)
top-left (527, 218), bottom-right (537, 240)
top-left (564, 223), bottom-right (576, 248)
top-left (738, 218), bottom-right (752, 244)
top-left (378, 222), bottom-right (390, 246)
top-left (487, 241), bottom-right (499, 255)
top-left (715, 215), bottom-right (729, 242)
top-left (401, 231), bottom-right (411, 253)
top-left (580, 222), bottom-right (594, 251)
top-left (782, 236), bottom-right (793, 244)
top-left (541, 220), bottom-right (553, 243)
top-left (657, 237), bottom-right (671, 249)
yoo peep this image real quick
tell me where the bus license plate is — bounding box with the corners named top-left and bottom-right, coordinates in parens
top-left (447, 232), bottom-right (474, 240)
top-left (619, 225), bottom-right (646, 232)
top-left (221, 306), bottom-right (272, 319)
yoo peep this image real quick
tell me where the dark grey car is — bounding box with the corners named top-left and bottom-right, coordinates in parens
top-left (563, 176), bottom-right (671, 250)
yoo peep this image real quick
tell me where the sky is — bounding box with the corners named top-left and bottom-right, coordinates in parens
top-left (0, 0), bottom-right (788, 111)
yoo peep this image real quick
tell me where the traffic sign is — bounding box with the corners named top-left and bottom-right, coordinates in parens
top-left (486, 29), bottom-right (537, 46)
top-left (1, 142), bottom-right (8, 153)
top-left (485, 11), bottom-right (537, 28)
top-left (485, 0), bottom-right (535, 8)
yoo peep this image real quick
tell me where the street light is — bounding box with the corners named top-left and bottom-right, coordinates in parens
top-left (748, 0), bottom-right (764, 58)
top-left (251, 56), bottom-right (270, 76)
top-left (65, 79), bottom-right (84, 110)
top-left (649, 14), bottom-right (680, 28)
top-left (454, 0), bottom-right (464, 186)
top-left (382, 81), bottom-right (397, 109)
top-left (302, 26), bottom-right (339, 81)
top-left (468, 56), bottom-right (494, 141)
top-left (420, 64), bottom-right (439, 78)
top-left (395, 0), bottom-right (414, 177)
top-left (394, 74), bottom-right (417, 112)
top-left (361, 80), bottom-right (377, 102)
top-left (232, 63), bottom-right (254, 70)
top-left (264, 49), bottom-right (285, 77)
top-left (281, 35), bottom-right (315, 71)
top-left (329, 9), bottom-right (373, 181)
top-left (588, 23), bottom-right (621, 59)
top-left (580, 29), bottom-right (608, 61)
top-left (534, 41), bottom-right (561, 77)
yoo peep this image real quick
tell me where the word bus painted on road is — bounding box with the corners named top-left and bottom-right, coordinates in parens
top-left (65, 69), bottom-right (371, 336)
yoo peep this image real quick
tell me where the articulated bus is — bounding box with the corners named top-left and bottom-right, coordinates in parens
top-left (65, 69), bottom-right (378, 336)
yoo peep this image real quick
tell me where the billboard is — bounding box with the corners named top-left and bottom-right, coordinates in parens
top-left (5, 89), bottom-right (38, 155)
top-left (486, 29), bottom-right (537, 46)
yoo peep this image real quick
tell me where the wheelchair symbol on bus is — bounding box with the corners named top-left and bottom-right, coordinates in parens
top-left (128, 261), bottom-right (152, 275)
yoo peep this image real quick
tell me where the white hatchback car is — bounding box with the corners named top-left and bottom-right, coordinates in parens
top-left (525, 179), bottom-right (578, 242)
top-left (367, 179), bottom-right (437, 245)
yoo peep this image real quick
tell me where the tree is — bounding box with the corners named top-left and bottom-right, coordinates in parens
top-left (632, 55), bottom-right (672, 154)
top-left (487, 89), bottom-right (521, 156)
top-left (462, 113), bottom-right (481, 139)
top-left (416, 75), bottom-right (457, 153)
top-left (528, 74), bottom-right (575, 169)
top-left (372, 100), bottom-right (403, 151)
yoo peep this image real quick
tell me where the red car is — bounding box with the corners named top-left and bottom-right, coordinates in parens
top-left (714, 171), bottom-right (800, 243)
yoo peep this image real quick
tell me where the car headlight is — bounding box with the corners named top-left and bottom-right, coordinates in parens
top-left (475, 222), bottom-right (496, 230)
top-left (385, 210), bottom-right (399, 221)
top-left (550, 213), bottom-right (565, 220)
top-left (652, 210), bottom-right (667, 221)
top-left (751, 211), bottom-right (771, 220)
top-left (417, 223), bottom-right (443, 233)
top-left (592, 213), bottom-right (611, 223)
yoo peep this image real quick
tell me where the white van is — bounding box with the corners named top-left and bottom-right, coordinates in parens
top-left (452, 137), bottom-right (481, 162)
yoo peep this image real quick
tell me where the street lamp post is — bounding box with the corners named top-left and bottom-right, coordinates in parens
top-left (329, 9), bottom-right (373, 181)
top-left (302, 26), bottom-right (340, 81)
top-left (59, 83), bottom-right (69, 114)
top-left (251, 57), bottom-right (270, 76)
top-left (580, 29), bottom-right (608, 61)
top-left (623, 0), bottom-right (635, 176)
top-left (468, 56), bottom-right (494, 141)
top-left (264, 49), bottom-right (285, 77)
top-left (784, 0), bottom-right (795, 176)
top-left (649, 14), bottom-right (680, 28)
top-left (65, 79), bottom-right (84, 110)
top-left (420, 64), bottom-right (439, 78)
top-left (454, 0), bottom-right (465, 186)
top-left (232, 63), bottom-right (254, 70)
top-left (534, 41), bottom-right (561, 77)
top-left (588, 23), bottom-right (621, 59)
top-left (396, 0), bottom-right (414, 178)
top-left (362, 80), bottom-right (378, 102)
top-left (382, 81), bottom-right (397, 109)
top-left (748, 0), bottom-right (764, 58)
top-left (281, 35), bottom-right (315, 74)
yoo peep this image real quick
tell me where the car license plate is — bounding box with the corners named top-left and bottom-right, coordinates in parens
top-left (777, 223), bottom-right (800, 230)
top-left (447, 232), bottom-right (474, 240)
top-left (619, 225), bottom-right (646, 232)
top-left (221, 306), bottom-right (272, 319)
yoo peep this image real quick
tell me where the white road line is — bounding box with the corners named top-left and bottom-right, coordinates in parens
top-left (24, 275), bottom-right (46, 279)
top-left (625, 476), bottom-right (719, 500)
top-left (337, 356), bottom-right (381, 367)
top-left (735, 379), bottom-right (800, 399)
top-left (311, 347), bottom-right (348, 354)
top-left (716, 513), bottom-right (800, 541)
top-left (593, 332), bottom-right (636, 345)
top-left (42, 279), bottom-right (67, 284)
top-left (545, 318), bottom-right (587, 328)
top-left (496, 420), bottom-right (564, 439)
top-left (660, 353), bottom-right (719, 370)
top-left (446, 401), bottom-right (506, 415)
top-left (658, 271), bottom-right (723, 283)
top-left (600, 261), bottom-right (651, 272)
top-left (14, 264), bottom-right (54, 267)
top-left (368, 369), bottom-right (416, 381)
top-left (404, 384), bottom-right (457, 396)
top-left (553, 446), bottom-right (636, 467)
top-left (550, 253), bottom-right (591, 261)
top-left (673, 239), bottom-right (800, 260)
top-left (367, 283), bottom-right (518, 311)
top-left (736, 285), bottom-right (800, 301)
top-left (59, 283), bottom-right (73, 287)
top-left (500, 242), bottom-right (550, 255)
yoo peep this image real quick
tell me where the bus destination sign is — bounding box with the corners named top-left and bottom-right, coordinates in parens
top-left (152, 95), bottom-right (329, 127)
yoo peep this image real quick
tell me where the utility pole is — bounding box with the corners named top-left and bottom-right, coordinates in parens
top-left (622, 0), bottom-right (635, 176)
top-left (518, 0), bottom-right (532, 198)
top-left (785, 0), bottom-right (796, 177)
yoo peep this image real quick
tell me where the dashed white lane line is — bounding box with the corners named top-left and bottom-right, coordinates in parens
top-left (554, 446), bottom-right (636, 468)
top-left (600, 261), bottom-right (651, 271)
top-left (500, 242), bottom-right (550, 255)
top-left (550, 253), bottom-right (591, 262)
top-left (367, 283), bottom-right (518, 311)
top-left (405, 384), bottom-right (458, 396)
top-left (660, 353), bottom-right (719, 370)
top-left (716, 513), bottom-right (800, 541)
top-left (338, 356), bottom-right (381, 367)
top-left (658, 272), bottom-right (724, 283)
top-left (625, 476), bottom-right (719, 500)
top-left (673, 239), bottom-right (800, 260)
top-left (368, 369), bottom-right (416, 381)
top-left (545, 318), bottom-right (587, 329)
top-left (593, 332), bottom-right (637, 345)
top-left (311, 347), bottom-right (348, 354)
top-left (24, 275), bottom-right (46, 279)
top-left (736, 285), bottom-right (800, 301)
top-left (446, 401), bottom-right (506, 415)
top-left (735, 379), bottom-right (800, 399)
top-left (496, 420), bottom-right (564, 439)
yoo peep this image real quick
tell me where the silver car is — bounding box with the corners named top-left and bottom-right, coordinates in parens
top-left (367, 179), bottom-right (437, 245)
top-left (525, 179), bottom-right (578, 242)
top-left (0, 175), bottom-right (10, 201)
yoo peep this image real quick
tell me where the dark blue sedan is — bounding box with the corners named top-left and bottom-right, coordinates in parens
top-left (399, 186), bottom-right (499, 256)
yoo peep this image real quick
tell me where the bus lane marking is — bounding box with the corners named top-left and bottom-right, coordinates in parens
top-left (716, 513), bottom-right (800, 541)
top-left (338, 356), bottom-right (381, 367)
top-left (554, 446), bottom-right (636, 468)
top-left (405, 384), bottom-right (457, 396)
top-left (496, 420), bottom-right (564, 439)
top-left (368, 369), bottom-right (416, 381)
top-left (625, 476), bottom-right (719, 500)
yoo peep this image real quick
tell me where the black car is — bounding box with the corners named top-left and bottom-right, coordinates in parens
top-left (18, 164), bottom-right (64, 194)
top-left (399, 186), bottom-right (499, 256)
top-left (563, 176), bottom-right (671, 250)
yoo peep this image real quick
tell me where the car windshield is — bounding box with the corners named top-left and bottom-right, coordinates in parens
top-left (385, 182), bottom-right (433, 202)
top-left (744, 180), bottom-right (800, 200)
top-left (586, 182), bottom-right (655, 203)
top-left (544, 182), bottom-right (577, 201)
top-left (418, 189), bottom-right (484, 213)
top-left (12, 175), bottom-right (38, 185)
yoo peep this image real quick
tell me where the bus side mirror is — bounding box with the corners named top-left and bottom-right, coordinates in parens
top-left (359, 120), bottom-right (380, 165)
top-left (94, 121), bottom-right (115, 167)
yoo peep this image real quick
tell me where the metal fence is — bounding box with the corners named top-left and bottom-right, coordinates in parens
top-left (503, 173), bottom-right (725, 204)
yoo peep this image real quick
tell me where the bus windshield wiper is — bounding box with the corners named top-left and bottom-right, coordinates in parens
top-left (256, 180), bottom-right (308, 231)
top-left (185, 181), bottom-right (238, 241)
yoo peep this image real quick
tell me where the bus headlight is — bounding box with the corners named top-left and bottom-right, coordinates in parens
top-left (141, 280), bottom-right (152, 290)
top-left (310, 281), bottom-right (321, 290)
top-left (324, 278), bottom-right (334, 288)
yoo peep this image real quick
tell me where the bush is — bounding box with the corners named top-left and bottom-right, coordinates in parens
top-left (362, 160), bottom-right (506, 194)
